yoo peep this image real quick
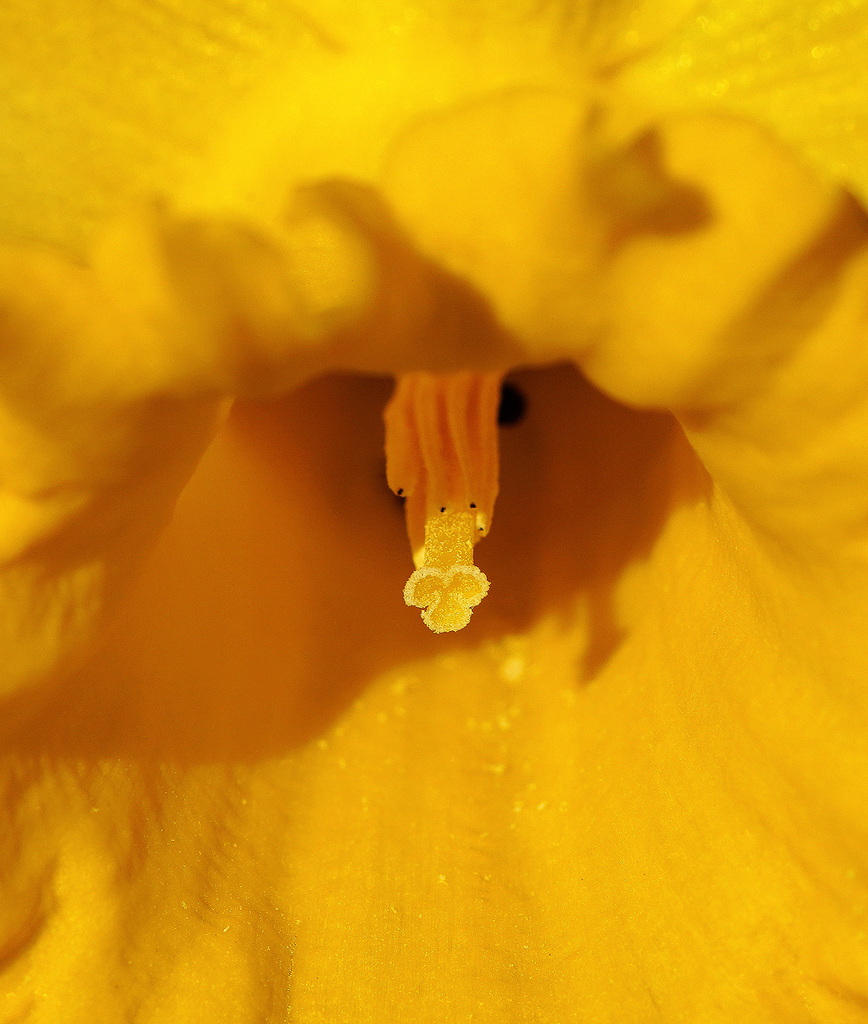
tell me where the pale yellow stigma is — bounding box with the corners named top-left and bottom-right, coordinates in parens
top-left (384, 372), bottom-right (501, 633)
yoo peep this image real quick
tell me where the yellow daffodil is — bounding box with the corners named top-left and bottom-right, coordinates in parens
top-left (2, 1), bottom-right (868, 1020)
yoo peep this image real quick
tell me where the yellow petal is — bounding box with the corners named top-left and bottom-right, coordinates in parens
top-left (584, 0), bottom-right (704, 68)
top-left (611, 0), bottom-right (868, 206)
top-left (0, 0), bottom-right (585, 251)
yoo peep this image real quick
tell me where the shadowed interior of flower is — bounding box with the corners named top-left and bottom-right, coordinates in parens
top-left (7, 363), bottom-right (683, 760)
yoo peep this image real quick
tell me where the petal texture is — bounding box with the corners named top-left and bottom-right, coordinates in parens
top-left (3, 369), bottom-right (868, 1021)
top-left (0, 0), bottom-right (585, 251)
top-left (612, 0), bottom-right (868, 206)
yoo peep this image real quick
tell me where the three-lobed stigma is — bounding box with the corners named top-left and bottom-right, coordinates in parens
top-left (384, 373), bottom-right (502, 633)
top-left (403, 510), bottom-right (490, 633)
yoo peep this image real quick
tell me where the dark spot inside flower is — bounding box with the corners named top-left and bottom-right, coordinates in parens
top-left (498, 382), bottom-right (526, 426)
top-left (585, 130), bottom-right (712, 250)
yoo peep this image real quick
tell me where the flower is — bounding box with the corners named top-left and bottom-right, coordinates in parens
top-left (2, 1), bottom-right (868, 1020)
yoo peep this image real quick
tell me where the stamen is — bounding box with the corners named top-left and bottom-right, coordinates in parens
top-left (384, 372), bottom-right (502, 632)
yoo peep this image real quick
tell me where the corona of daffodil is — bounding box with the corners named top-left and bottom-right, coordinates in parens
top-left (2, 0), bottom-right (868, 1020)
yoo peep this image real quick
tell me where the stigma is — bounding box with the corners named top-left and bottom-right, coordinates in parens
top-left (384, 372), bottom-right (502, 632)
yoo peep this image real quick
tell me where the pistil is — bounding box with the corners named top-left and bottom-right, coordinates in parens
top-left (384, 372), bottom-right (501, 632)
